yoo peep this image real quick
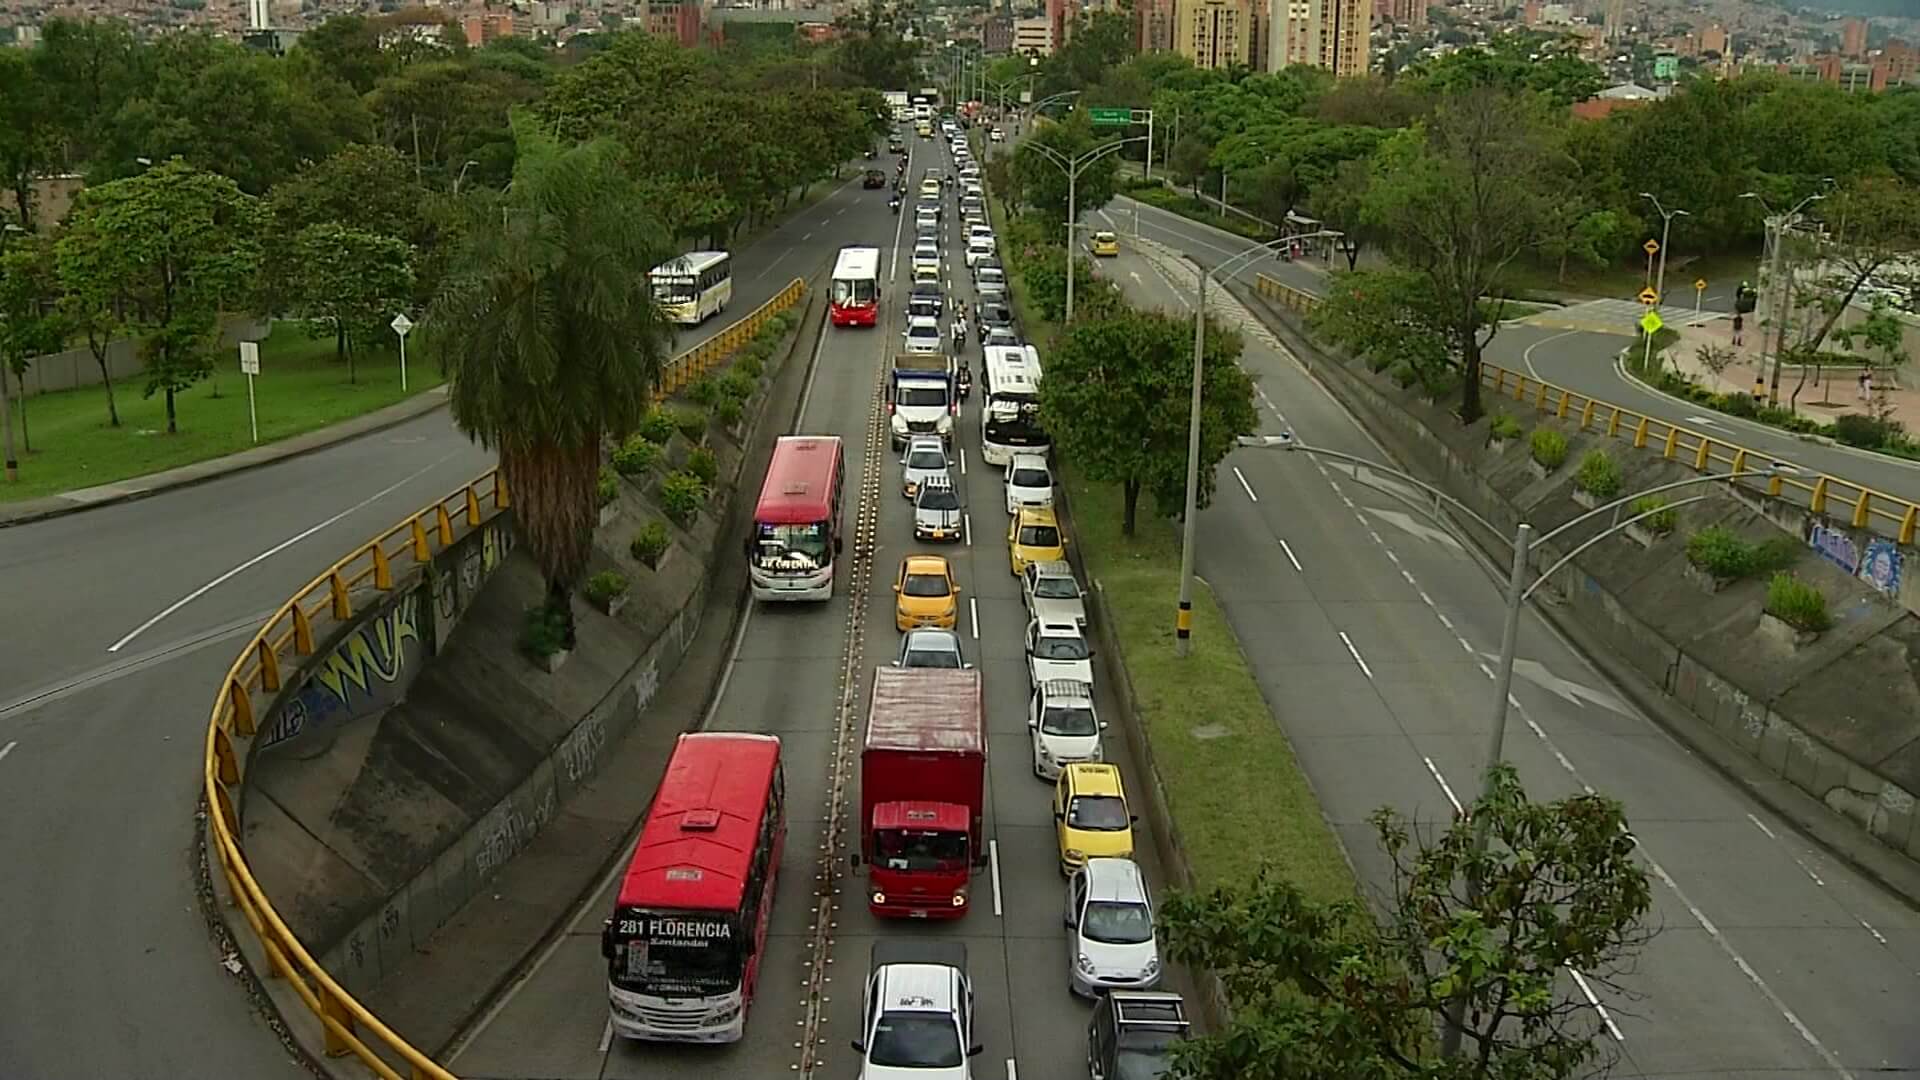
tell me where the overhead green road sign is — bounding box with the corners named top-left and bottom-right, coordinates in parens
top-left (1089, 108), bottom-right (1131, 126)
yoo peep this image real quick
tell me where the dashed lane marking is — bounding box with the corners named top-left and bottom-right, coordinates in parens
top-left (1278, 539), bottom-right (1302, 572)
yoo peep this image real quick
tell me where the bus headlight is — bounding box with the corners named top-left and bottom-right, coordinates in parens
top-left (872, 891), bottom-right (887, 906)
top-left (710, 1003), bottom-right (741, 1023)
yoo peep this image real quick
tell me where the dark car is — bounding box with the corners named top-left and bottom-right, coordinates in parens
top-left (978, 301), bottom-right (1015, 332)
top-left (888, 136), bottom-right (906, 153)
top-left (910, 282), bottom-right (944, 318)
top-left (1087, 991), bottom-right (1189, 1080)
top-left (863, 169), bottom-right (888, 189)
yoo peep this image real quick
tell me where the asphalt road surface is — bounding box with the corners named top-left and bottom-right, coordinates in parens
top-left (445, 132), bottom-right (1164, 1080)
top-left (1100, 195), bottom-right (1920, 509)
top-left (1103, 238), bottom-right (1920, 1079)
top-left (0, 172), bottom-right (868, 1080)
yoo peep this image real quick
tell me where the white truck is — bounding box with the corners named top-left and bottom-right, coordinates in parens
top-left (886, 90), bottom-right (911, 122)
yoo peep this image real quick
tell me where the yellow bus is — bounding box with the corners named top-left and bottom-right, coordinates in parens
top-left (649, 251), bottom-right (733, 325)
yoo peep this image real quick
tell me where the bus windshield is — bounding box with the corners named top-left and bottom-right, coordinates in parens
top-left (874, 829), bottom-right (970, 872)
top-left (833, 277), bottom-right (877, 306)
top-left (652, 275), bottom-right (696, 304)
top-left (754, 521), bottom-right (830, 572)
top-left (986, 398), bottom-right (1044, 447)
top-left (609, 909), bottom-right (742, 997)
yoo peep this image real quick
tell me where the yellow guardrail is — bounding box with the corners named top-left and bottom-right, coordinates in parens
top-left (1253, 272), bottom-right (1920, 546)
top-left (200, 278), bottom-right (807, 1080)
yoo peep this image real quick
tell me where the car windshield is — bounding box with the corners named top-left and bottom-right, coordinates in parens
top-left (1082, 900), bottom-right (1155, 945)
top-left (904, 647), bottom-right (963, 669)
top-left (1018, 524), bottom-right (1061, 547)
top-left (1010, 467), bottom-right (1049, 489)
top-left (1068, 794), bottom-right (1130, 831)
top-left (1034, 635), bottom-right (1088, 660)
top-left (903, 572), bottom-right (951, 598)
top-left (915, 245), bottom-right (937, 259)
top-left (918, 488), bottom-right (961, 510)
top-left (983, 305), bottom-right (1011, 323)
top-left (1042, 704), bottom-right (1098, 736)
top-left (988, 330), bottom-right (1018, 345)
top-left (753, 521), bottom-right (829, 571)
top-left (1115, 1034), bottom-right (1181, 1080)
top-left (869, 1011), bottom-right (963, 1069)
top-left (898, 385), bottom-right (949, 407)
top-left (907, 449), bottom-right (946, 469)
top-left (1033, 576), bottom-right (1078, 599)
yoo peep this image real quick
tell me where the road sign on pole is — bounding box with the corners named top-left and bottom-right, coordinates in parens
top-left (391, 313), bottom-right (415, 394)
top-left (1088, 108), bottom-right (1130, 126)
top-left (1638, 286), bottom-right (1659, 305)
top-left (1639, 310), bottom-right (1664, 336)
top-left (1643, 239), bottom-right (1660, 255)
top-left (239, 341), bottom-right (260, 444)
top-left (1694, 278), bottom-right (1707, 316)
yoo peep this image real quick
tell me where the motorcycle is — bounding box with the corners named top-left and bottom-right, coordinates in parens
top-left (889, 197), bottom-right (901, 215)
top-left (956, 362), bottom-right (972, 401)
top-left (950, 319), bottom-right (968, 351)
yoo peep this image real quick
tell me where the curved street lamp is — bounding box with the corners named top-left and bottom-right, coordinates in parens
top-left (1019, 135), bottom-right (1149, 325)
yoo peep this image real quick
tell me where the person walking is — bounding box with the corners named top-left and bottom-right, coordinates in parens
top-left (1859, 370), bottom-right (1872, 403)
top-left (1731, 313), bottom-right (1744, 346)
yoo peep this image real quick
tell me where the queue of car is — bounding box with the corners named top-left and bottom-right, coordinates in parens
top-left (856, 114), bottom-right (1185, 1080)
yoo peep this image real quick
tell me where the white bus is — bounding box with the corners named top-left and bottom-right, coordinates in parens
top-left (650, 251), bottom-right (733, 325)
top-left (979, 344), bottom-right (1048, 466)
top-left (830, 246), bottom-right (882, 328)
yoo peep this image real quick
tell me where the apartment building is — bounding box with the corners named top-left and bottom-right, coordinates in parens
top-left (1174, 0), bottom-right (1251, 69)
top-left (1273, 0), bottom-right (1369, 75)
top-left (1013, 15), bottom-right (1053, 54)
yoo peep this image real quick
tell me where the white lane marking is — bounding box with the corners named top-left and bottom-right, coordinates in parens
top-left (969, 597), bottom-right (979, 640)
top-left (965, 513), bottom-right (973, 546)
top-left (1337, 631), bottom-right (1373, 679)
top-left (1007, 1058), bottom-right (1017, 1080)
top-left (1747, 813), bottom-right (1777, 840)
top-left (1232, 466), bottom-right (1257, 502)
top-left (1278, 538), bottom-right (1302, 571)
top-left (1436, 612), bottom-right (1454, 630)
top-left (1861, 919), bottom-right (1888, 945)
top-left (989, 838), bottom-right (1004, 917)
top-left (1521, 328), bottom-right (1581, 381)
top-left (802, 231), bottom-right (812, 241)
top-left (1423, 756), bottom-right (1463, 816)
top-left (1567, 966), bottom-right (1625, 1042)
top-left (960, 447), bottom-right (967, 475)
top-left (598, 1017), bottom-right (613, 1053)
top-left (0, 740), bottom-right (15, 764)
top-left (107, 451), bottom-right (463, 653)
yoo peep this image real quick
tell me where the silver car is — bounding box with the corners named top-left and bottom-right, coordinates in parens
top-left (901, 437), bottom-right (950, 500)
top-left (1066, 858), bottom-right (1160, 997)
top-left (895, 627), bottom-right (969, 670)
top-left (1022, 560), bottom-right (1087, 627)
top-left (914, 473), bottom-right (966, 542)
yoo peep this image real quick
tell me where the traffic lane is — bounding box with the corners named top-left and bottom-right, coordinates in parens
top-left (0, 647), bottom-right (311, 1080)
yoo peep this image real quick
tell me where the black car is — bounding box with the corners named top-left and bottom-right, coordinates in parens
top-left (978, 301), bottom-right (1014, 332)
top-left (1087, 991), bottom-right (1189, 1080)
top-left (888, 136), bottom-right (906, 153)
top-left (910, 282), bottom-right (944, 318)
top-left (863, 169), bottom-right (887, 189)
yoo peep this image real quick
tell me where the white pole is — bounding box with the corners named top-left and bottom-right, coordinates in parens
top-left (1145, 109), bottom-right (1154, 182)
top-left (247, 370), bottom-right (258, 444)
top-left (399, 332), bottom-right (409, 393)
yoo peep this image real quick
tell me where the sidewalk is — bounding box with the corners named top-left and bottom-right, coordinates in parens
top-left (0, 387), bottom-right (450, 529)
top-left (1662, 315), bottom-right (1920, 425)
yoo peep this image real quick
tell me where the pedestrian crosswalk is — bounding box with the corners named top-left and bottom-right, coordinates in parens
top-left (1519, 298), bottom-right (1720, 336)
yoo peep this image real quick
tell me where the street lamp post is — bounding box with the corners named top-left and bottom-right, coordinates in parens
top-left (1019, 134), bottom-right (1148, 325)
top-left (1639, 192), bottom-right (1689, 308)
top-left (1169, 229), bottom-right (1342, 656)
top-left (1741, 187), bottom-right (1829, 407)
top-left (453, 159), bottom-right (479, 195)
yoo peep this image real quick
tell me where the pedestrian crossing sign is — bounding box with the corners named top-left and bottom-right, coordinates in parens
top-left (1640, 310), bottom-right (1664, 336)
top-left (1638, 286), bottom-right (1659, 305)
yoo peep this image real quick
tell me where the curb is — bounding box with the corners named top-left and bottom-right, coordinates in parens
top-left (0, 389), bottom-right (453, 530)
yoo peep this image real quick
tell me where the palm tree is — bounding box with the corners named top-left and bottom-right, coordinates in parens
top-left (427, 111), bottom-right (675, 645)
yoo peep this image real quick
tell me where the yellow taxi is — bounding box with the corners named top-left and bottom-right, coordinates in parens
top-left (894, 555), bottom-right (961, 632)
top-left (1053, 763), bottom-right (1135, 876)
top-left (1007, 505), bottom-right (1067, 576)
top-left (1090, 230), bottom-right (1119, 257)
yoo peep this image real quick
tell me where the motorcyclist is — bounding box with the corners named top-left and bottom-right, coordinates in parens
top-left (950, 313), bottom-right (968, 350)
top-left (956, 359), bottom-right (973, 400)
top-left (889, 195), bottom-right (901, 214)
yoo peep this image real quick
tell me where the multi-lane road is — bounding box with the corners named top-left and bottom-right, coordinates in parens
top-left (0, 174), bottom-right (862, 1080)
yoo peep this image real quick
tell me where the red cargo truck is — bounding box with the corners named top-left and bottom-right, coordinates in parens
top-left (851, 666), bottom-right (986, 919)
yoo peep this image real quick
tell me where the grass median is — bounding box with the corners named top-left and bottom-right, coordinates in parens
top-left (0, 321), bottom-right (442, 504)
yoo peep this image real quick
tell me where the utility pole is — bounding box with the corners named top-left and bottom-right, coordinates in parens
top-left (1766, 216), bottom-right (1794, 408)
top-left (0, 222), bottom-right (21, 482)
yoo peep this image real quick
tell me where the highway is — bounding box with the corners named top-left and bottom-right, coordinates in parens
top-left (444, 132), bottom-right (1164, 1080)
top-left (1099, 236), bottom-right (1920, 1078)
top-left (0, 173), bottom-right (866, 1080)
top-left (1101, 194), bottom-right (1920, 506)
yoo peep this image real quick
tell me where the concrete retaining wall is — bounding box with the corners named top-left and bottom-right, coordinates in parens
top-left (16, 315), bottom-right (269, 398)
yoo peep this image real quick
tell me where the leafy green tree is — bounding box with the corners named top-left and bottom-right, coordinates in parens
top-left (1363, 90), bottom-right (1556, 422)
top-left (56, 158), bottom-right (264, 434)
top-left (1213, 119), bottom-right (1385, 225)
top-left (1310, 269), bottom-right (1453, 389)
top-left (1036, 307), bottom-right (1257, 535)
top-left (1013, 115), bottom-right (1121, 227)
top-left (1306, 158), bottom-right (1373, 270)
top-left (28, 17), bottom-right (144, 174)
top-left (0, 232), bottom-right (69, 450)
top-left (291, 14), bottom-right (395, 95)
top-left (1797, 177), bottom-right (1920, 357)
top-left (54, 244), bottom-right (126, 428)
top-left (833, 0), bottom-right (919, 89)
top-left (0, 50), bottom-right (56, 228)
top-left (288, 224), bottom-right (415, 381)
top-left (1159, 764), bottom-right (1654, 1080)
top-left (1405, 35), bottom-right (1604, 107)
top-left (425, 113), bottom-right (676, 643)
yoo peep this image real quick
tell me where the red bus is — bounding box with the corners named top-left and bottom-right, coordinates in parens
top-left (830, 246), bottom-right (881, 327)
top-left (600, 733), bottom-right (785, 1043)
top-left (747, 435), bottom-right (844, 602)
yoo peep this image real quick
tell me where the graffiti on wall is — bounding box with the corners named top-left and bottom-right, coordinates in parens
top-left (260, 591), bottom-right (428, 751)
top-left (1808, 522), bottom-right (1860, 576)
top-left (1806, 521), bottom-right (1906, 600)
top-left (434, 519), bottom-right (516, 627)
top-left (1859, 540), bottom-right (1903, 598)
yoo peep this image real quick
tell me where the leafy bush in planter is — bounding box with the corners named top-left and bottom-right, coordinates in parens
top-left (687, 446), bottom-right (719, 485)
top-left (637, 409), bottom-right (677, 444)
top-left (1489, 414), bottom-right (1523, 441)
top-left (715, 369), bottom-right (756, 404)
top-left (520, 602), bottom-right (571, 657)
top-left (584, 570), bottom-right (629, 605)
top-left (737, 351), bottom-right (766, 379)
top-left (611, 435), bottom-right (659, 476)
top-left (660, 470), bottom-right (710, 524)
top-left (1685, 528), bottom-right (1797, 581)
top-left (1574, 451), bottom-right (1621, 499)
top-left (598, 466), bottom-right (620, 507)
top-left (687, 376), bottom-right (722, 408)
top-left (716, 397), bottom-right (744, 429)
top-left (1529, 428), bottom-right (1569, 470)
top-left (629, 521), bottom-right (670, 567)
top-left (673, 407), bottom-right (708, 441)
top-left (1765, 573), bottom-right (1832, 632)
top-left (1627, 495), bottom-right (1676, 535)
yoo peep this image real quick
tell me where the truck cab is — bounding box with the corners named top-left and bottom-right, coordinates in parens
top-left (889, 353), bottom-right (957, 450)
top-left (854, 667), bottom-right (985, 918)
top-left (855, 942), bottom-right (983, 1080)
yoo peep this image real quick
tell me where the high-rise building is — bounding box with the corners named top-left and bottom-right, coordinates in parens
top-left (1248, 0), bottom-right (1268, 71)
top-left (1842, 17), bottom-right (1867, 59)
top-left (1013, 15), bottom-right (1054, 54)
top-left (1174, 0), bottom-right (1251, 68)
top-left (1137, 0), bottom-right (1177, 51)
top-left (1046, 0), bottom-right (1078, 49)
top-left (1700, 22), bottom-right (1726, 56)
top-left (248, 0), bottom-right (271, 31)
top-left (1274, 0), bottom-right (1370, 75)
top-left (462, 11), bottom-right (517, 43)
top-left (1603, 0), bottom-right (1623, 41)
top-left (643, 0), bottom-right (701, 47)
top-left (1379, 0), bottom-right (1424, 26)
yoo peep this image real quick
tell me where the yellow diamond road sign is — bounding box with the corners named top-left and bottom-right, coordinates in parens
top-left (1644, 239), bottom-right (1660, 255)
top-left (1695, 278), bottom-right (1708, 291)
top-left (1638, 286), bottom-right (1659, 305)
top-left (1640, 310), bottom-right (1664, 336)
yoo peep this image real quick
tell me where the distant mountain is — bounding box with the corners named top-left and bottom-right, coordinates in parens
top-left (1779, 0), bottom-right (1913, 16)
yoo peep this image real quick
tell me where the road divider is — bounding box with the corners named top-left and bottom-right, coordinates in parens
top-left (200, 281), bottom-right (806, 1080)
top-left (1253, 272), bottom-right (1920, 546)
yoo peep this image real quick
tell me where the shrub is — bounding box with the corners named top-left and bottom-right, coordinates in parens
top-left (1834, 413), bottom-right (1902, 449)
top-left (598, 466), bottom-right (620, 507)
top-left (1574, 450), bottom-right (1621, 499)
top-left (716, 397), bottom-right (744, 429)
top-left (1390, 362), bottom-right (1420, 389)
top-left (1628, 495), bottom-right (1677, 535)
top-left (520, 602), bottom-right (570, 658)
top-left (660, 470), bottom-right (710, 524)
top-left (1489, 414), bottom-right (1523, 441)
top-left (629, 521), bottom-right (671, 567)
top-left (611, 435), bottom-right (659, 476)
top-left (584, 570), bottom-right (629, 605)
top-left (1529, 428), bottom-right (1569, 470)
top-left (715, 369), bottom-right (756, 404)
top-left (1686, 526), bottom-right (1752, 579)
top-left (673, 407), bottom-right (708, 441)
top-left (687, 446), bottom-right (719, 485)
top-left (687, 376), bottom-right (722, 407)
top-left (737, 351), bottom-right (765, 379)
top-left (1765, 573), bottom-right (1832, 633)
top-left (637, 408), bottom-right (677, 444)
top-left (1717, 393), bottom-right (1760, 419)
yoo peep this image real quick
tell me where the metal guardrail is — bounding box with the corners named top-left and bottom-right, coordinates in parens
top-left (1253, 272), bottom-right (1920, 546)
top-left (199, 278), bottom-right (807, 1080)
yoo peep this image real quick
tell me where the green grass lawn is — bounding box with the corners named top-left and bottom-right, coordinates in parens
top-left (0, 321), bottom-right (443, 503)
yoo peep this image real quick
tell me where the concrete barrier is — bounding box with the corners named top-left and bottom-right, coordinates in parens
top-left (17, 315), bottom-right (269, 398)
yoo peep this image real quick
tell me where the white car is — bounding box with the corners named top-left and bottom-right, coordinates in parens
top-left (1026, 619), bottom-right (1093, 686)
top-left (1029, 678), bottom-right (1103, 780)
top-left (1022, 560), bottom-right (1087, 627)
top-left (1065, 859), bottom-right (1161, 998)
top-left (916, 209), bottom-right (940, 234)
top-left (989, 127), bottom-right (1005, 142)
top-left (982, 327), bottom-right (1019, 349)
top-left (964, 236), bottom-right (996, 267)
top-left (904, 316), bottom-right (943, 355)
top-left (1003, 453), bottom-right (1053, 514)
top-left (914, 473), bottom-right (965, 541)
top-left (855, 943), bottom-right (982, 1080)
top-left (911, 241), bottom-right (941, 277)
top-left (901, 436), bottom-right (950, 499)
top-left (966, 222), bottom-right (994, 244)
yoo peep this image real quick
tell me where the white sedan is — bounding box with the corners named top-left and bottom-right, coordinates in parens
top-left (1026, 619), bottom-right (1093, 687)
top-left (903, 316), bottom-right (943, 355)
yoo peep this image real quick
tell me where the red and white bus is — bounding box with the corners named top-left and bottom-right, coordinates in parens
top-left (600, 733), bottom-right (785, 1043)
top-left (830, 246), bottom-right (881, 327)
top-left (747, 435), bottom-right (844, 602)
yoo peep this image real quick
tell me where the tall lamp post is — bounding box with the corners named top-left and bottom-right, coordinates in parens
top-left (1639, 192), bottom-right (1688, 308)
top-left (1238, 432), bottom-right (1793, 1053)
top-left (0, 221), bottom-right (24, 483)
top-left (1018, 135), bottom-right (1148, 325)
top-left (1170, 230), bottom-right (1342, 656)
top-left (1741, 185), bottom-right (1830, 408)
